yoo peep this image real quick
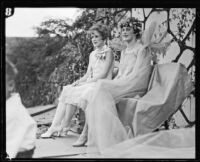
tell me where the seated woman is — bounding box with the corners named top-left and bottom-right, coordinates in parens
top-left (41, 23), bottom-right (114, 140)
top-left (72, 18), bottom-right (146, 147)
top-left (85, 18), bottom-right (159, 155)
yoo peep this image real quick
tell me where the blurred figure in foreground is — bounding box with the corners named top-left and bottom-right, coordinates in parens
top-left (6, 57), bottom-right (37, 158)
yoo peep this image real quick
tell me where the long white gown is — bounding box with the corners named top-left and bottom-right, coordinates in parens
top-left (85, 23), bottom-right (194, 157)
top-left (58, 45), bottom-right (114, 110)
top-left (86, 42), bottom-right (153, 155)
top-left (101, 126), bottom-right (195, 158)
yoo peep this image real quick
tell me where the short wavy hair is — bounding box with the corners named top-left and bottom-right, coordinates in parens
top-left (119, 17), bottom-right (142, 39)
top-left (88, 23), bottom-right (109, 40)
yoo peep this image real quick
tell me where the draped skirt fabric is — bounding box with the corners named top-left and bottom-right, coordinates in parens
top-left (117, 63), bottom-right (193, 136)
top-left (101, 127), bottom-right (195, 158)
top-left (58, 82), bottom-right (96, 110)
top-left (86, 65), bottom-right (153, 155)
top-left (86, 63), bottom-right (193, 157)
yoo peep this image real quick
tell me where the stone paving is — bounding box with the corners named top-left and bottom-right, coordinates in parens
top-left (28, 105), bottom-right (87, 158)
top-left (33, 132), bottom-right (87, 158)
top-left (28, 96), bottom-right (195, 158)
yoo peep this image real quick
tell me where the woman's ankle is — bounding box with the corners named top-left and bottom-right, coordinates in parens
top-left (49, 124), bottom-right (61, 130)
top-left (80, 131), bottom-right (88, 138)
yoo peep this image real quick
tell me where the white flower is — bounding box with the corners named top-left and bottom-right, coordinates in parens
top-left (101, 53), bottom-right (106, 60)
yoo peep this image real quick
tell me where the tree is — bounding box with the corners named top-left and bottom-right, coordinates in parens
top-left (6, 8), bottom-right (195, 107)
top-left (95, 8), bottom-right (195, 83)
top-left (94, 8), bottom-right (195, 128)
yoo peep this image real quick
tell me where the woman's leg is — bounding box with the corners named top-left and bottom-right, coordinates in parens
top-left (51, 101), bottom-right (67, 128)
top-left (73, 106), bottom-right (88, 147)
top-left (60, 104), bottom-right (77, 129)
top-left (50, 85), bottom-right (75, 128)
top-left (81, 123), bottom-right (88, 137)
top-left (41, 103), bottom-right (77, 138)
top-left (73, 122), bottom-right (88, 147)
top-left (41, 101), bottom-right (67, 138)
top-left (80, 108), bottom-right (89, 138)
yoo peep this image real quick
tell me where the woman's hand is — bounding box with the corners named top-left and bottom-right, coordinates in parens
top-left (72, 80), bottom-right (80, 87)
top-left (85, 79), bottom-right (93, 84)
top-left (72, 80), bottom-right (88, 87)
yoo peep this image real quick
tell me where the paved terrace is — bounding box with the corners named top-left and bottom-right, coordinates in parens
top-left (28, 105), bottom-right (87, 158)
top-left (27, 97), bottom-right (195, 158)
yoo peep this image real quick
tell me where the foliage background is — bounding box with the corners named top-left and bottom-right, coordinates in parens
top-left (6, 8), bottom-right (195, 108)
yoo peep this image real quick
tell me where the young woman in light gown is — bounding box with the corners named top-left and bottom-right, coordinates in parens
top-left (41, 23), bottom-right (114, 143)
top-left (85, 18), bottom-right (159, 156)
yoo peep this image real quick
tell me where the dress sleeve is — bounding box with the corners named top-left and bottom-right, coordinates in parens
top-left (115, 50), bottom-right (125, 79)
top-left (142, 21), bottom-right (157, 47)
top-left (142, 21), bottom-right (171, 63)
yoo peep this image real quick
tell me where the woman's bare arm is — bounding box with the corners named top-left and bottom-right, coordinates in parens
top-left (72, 52), bottom-right (93, 85)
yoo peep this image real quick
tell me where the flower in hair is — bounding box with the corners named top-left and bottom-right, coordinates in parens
top-left (119, 17), bottom-right (142, 31)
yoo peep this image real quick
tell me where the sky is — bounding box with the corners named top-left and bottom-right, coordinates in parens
top-left (6, 8), bottom-right (81, 37)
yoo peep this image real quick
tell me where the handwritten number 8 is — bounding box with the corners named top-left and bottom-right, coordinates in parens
top-left (5, 8), bottom-right (12, 17)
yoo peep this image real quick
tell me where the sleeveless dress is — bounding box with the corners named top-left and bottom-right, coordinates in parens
top-left (86, 42), bottom-right (154, 155)
top-left (58, 45), bottom-right (114, 110)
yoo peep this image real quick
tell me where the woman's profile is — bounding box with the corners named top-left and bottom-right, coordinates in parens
top-left (85, 17), bottom-right (159, 154)
top-left (41, 23), bottom-right (114, 147)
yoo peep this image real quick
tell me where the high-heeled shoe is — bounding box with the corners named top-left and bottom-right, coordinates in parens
top-left (59, 127), bottom-right (70, 137)
top-left (72, 135), bottom-right (87, 147)
top-left (41, 126), bottom-right (63, 138)
top-left (84, 140), bottom-right (89, 147)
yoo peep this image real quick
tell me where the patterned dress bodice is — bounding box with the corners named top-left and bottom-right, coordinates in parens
top-left (87, 46), bottom-right (114, 81)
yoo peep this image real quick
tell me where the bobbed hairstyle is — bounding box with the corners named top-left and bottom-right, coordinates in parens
top-left (119, 17), bottom-right (142, 40)
top-left (88, 23), bottom-right (109, 40)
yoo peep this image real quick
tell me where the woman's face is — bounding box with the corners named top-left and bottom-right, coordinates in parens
top-left (91, 30), bottom-right (104, 48)
top-left (121, 26), bottom-right (135, 43)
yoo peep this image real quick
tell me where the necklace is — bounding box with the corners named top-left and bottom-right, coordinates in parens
top-left (125, 39), bottom-right (139, 52)
top-left (125, 47), bottom-right (135, 52)
top-left (125, 42), bottom-right (141, 54)
top-left (95, 45), bottom-right (108, 60)
top-left (95, 45), bottom-right (106, 52)
top-left (125, 46), bottom-right (137, 54)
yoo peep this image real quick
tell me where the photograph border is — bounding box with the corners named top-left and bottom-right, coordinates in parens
top-left (1, 0), bottom-right (199, 161)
